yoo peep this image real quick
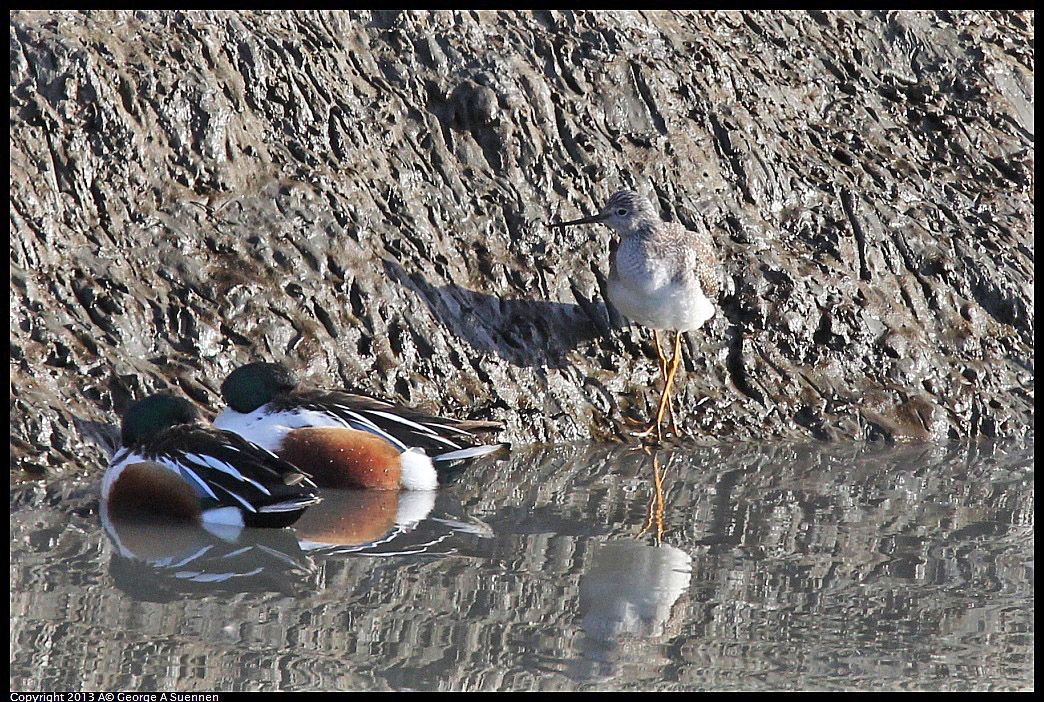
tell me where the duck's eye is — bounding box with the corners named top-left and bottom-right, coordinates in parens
top-left (616, 208), bottom-right (627, 216)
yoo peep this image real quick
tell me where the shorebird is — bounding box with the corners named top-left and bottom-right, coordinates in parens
top-left (552, 190), bottom-right (722, 442)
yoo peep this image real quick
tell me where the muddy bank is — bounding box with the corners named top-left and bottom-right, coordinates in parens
top-left (10, 11), bottom-right (1034, 476)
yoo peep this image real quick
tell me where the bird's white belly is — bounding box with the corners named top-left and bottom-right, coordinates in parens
top-left (608, 274), bottom-right (715, 331)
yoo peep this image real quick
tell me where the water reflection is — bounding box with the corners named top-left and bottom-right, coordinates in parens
top-left (580, 541), bottom-right (692, 640)
top-left (575, 540), bottom-right (692, 681)
top-left (295, 488), bottom-right (493, 558)
top-left (11, 439), bottom-right (1034, 691)
top-left (638, 451), bottom-right (670, 544)
top-left (100, 485), bottom-right (495, 599)
top-left (104, 517), bottom-right (314, 600)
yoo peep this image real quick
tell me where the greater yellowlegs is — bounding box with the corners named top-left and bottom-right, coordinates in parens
top-left (552, 190), bottom-right (722, 442)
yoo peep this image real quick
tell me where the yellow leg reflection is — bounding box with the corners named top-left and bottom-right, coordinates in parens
top-left (638, 451), bottom-right (669, 545)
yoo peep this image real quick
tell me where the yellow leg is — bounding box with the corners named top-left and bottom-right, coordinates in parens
top-left (654, 331), bottom-right (679, 434)
top-left (666, 332), bottom-right (685, 438)
top-left (655, 332), bottom-right (682, 436)
top-left (632, 330), bottom-right (684, 443)
top-left (623, 330), bottom-right (668, 412)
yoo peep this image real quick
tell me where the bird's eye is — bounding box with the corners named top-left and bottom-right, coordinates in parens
top-left (616, 208), bottom-right (627, 216)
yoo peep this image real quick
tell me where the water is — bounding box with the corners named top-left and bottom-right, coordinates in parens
top-left (10, 440), bottom-right (1034, 691)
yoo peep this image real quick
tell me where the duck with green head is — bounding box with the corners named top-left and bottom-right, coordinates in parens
top-left (214, 362), bottom-right (507, 491)
top-left (103, 393), bottom-right (320, 528)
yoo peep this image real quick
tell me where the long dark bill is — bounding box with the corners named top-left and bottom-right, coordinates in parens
top-left (550, 213), bottom-right (605, 228)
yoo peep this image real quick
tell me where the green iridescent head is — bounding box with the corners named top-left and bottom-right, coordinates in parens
top-left (120, 394), bottom-right (199, 445)
top-left (221, 362), bottom-right (299, 413)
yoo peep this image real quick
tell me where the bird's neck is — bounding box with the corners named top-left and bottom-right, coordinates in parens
top-left (621, 219), bottom-right (659, 240)
top-left (612, 234), bottom-right (649, 279)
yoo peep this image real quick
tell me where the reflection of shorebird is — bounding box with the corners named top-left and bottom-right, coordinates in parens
top-left (579, 540), bottom-right (692, 641)
top-left (553, 190), bottom-right (722, 442)
top-left (103, 394), bottom-right (320, 529)
top-left (215, 362), bottom-right (506, 490)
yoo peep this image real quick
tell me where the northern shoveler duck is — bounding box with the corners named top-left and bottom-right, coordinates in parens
top-left (103, 393), bottom-right (321, 528)
top-left (213, 362), bottom-right (506, 491)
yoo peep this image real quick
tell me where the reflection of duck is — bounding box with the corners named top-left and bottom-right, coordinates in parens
top-left (101, 501), bottom-right (315, 600)
top-left (103, 394), bottom-right (320, 529)
top-left (214, 362), bottom-right (506, 490)
top-left (579, 540), bottom-right (692, 641)
top-left (294, 489), bottom-right (493, 558)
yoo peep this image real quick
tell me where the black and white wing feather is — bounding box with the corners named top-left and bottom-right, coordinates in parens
top-left (284, 389), bottom-right (506, 466)
top-left (116, 425), bottom-right (320, 525)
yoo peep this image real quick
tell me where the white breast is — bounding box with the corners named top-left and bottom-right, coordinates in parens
top-left (213, 406), bottom-right (345, 451)
top-left (609, 238), bottom-right (715, 331)
top-left (608, 276), bottom-right (715, 331)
